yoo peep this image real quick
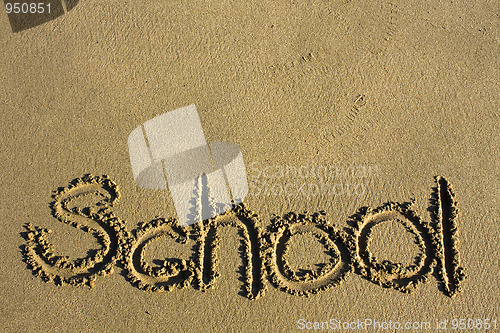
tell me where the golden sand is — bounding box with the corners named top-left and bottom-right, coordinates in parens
top-left (1, 0), bottom-right (498, 331)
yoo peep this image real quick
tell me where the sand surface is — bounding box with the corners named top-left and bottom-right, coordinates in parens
top-left (0, 0), bottom-right (498, 332)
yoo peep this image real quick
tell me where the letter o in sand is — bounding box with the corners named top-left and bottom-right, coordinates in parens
top-left (349, 202), bottom-right (436, 293)
top-left (264, 212), bottom-right (352, 296)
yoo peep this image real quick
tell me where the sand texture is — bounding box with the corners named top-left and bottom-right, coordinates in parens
top-left (0, 0), bottom-right (498, 332)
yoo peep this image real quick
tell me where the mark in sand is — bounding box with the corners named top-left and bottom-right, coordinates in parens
top-left (332, 94), bottom-right (366, 139)
top-left (429, 176), bottom-right (466, 297)
top-left (22, 175), bottom-right (466, 299)
top-left (22, 174), bottom-right (128, 288)
top-left (263, 211), bottom-right (352, 296)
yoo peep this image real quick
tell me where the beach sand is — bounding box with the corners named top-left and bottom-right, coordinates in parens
top-left (0, 0), bottom-right (498, 331)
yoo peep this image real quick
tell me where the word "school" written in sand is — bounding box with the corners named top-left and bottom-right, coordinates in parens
top-left (22, 175), bottom-right (465, 299)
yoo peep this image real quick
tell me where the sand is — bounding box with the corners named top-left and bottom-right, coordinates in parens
top-left (0, 0), bottom-right (498, 332)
